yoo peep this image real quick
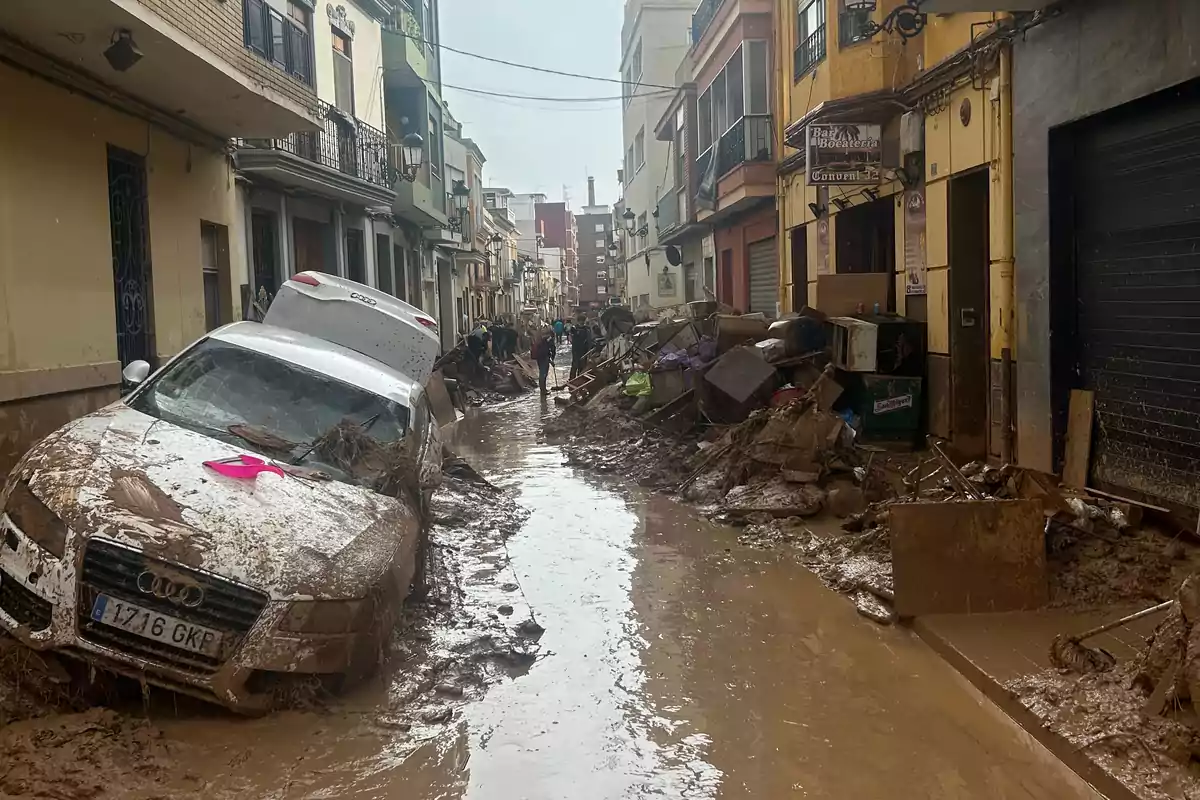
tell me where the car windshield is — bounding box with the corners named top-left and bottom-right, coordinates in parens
top-left (128, 338), bottom-right (410, 486)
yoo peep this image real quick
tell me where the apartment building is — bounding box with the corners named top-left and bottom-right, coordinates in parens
top-left (577, 177), bottom-right (614, 309)
top-left (0, 0), bottom-right (320, 471)
top-left (536, 202), bottom-right (578, 317)
top-left (652, 0), bottom-right (777, 313)
top-left (619, 0), bottom-right (694, 310)
top-left (235, 0), bottom-right (399, 308)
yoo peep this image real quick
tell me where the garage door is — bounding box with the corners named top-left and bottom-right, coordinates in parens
top-left (1073, 85), bottom-right (1200, 510)
top-left (747, 237), bottom-right (777, 315)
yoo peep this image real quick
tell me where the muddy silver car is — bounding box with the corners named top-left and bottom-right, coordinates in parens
top-left (0, 323), bottom-right (441, 712)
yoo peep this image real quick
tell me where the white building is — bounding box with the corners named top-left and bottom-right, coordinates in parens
top-left (619, 0), bottom-right (694, 310)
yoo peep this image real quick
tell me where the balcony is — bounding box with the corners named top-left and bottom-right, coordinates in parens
top-left (235, 100), bottom-right (395, 206)
top-left (695, 114), bottom-right (775, 222)
top-left (0, 0), bottom-right (319, 138)
top-left (691, 0), bottom-right (722, 49)
top-left (794, 22), bottom-right (827, 79)
top-left (717, 114), bottom-right (772, 176)
top-left (382, 4), bottom-right (438, 89)
top-left (656, 189), bottom-right (680, 234)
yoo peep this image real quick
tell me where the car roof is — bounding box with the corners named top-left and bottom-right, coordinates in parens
top-left (207, 322), bottom-right (421, 407)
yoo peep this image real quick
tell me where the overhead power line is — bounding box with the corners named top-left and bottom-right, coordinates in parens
top-left (439, 81), bottom-right (675, 103)
top-left (392, 29), bottom-right (679, 91)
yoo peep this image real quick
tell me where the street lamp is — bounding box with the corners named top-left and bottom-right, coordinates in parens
top-left (398, 133), bottom-right (423, 182)
top-left (622, 208), bottom-right (636, 233)
top-left (489, 232), bottom-right (504, 260)
top-left (449, 180), bottom-right (470, 232)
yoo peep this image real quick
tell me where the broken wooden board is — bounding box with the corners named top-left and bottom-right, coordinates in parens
top-left (891, 499), bottom-right (1048, 617)
top-left (1063, 389), bottom-right (1095, 489)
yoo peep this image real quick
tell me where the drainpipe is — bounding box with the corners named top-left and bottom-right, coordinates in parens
top-left (995, 44), bottom-right (1016, 463)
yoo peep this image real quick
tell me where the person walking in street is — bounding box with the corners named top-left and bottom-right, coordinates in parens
top-left (553, 318), bottom-right (565, 344)
top-left (532, 325), bottom-right (556, 395)
top-left (569, 315), bottom-right (593, 381)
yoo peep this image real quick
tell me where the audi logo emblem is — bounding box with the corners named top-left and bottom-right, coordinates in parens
top-left (136, 571), bottom-right (205, 608)
top-left (349, 292), bottom-right (377, 306)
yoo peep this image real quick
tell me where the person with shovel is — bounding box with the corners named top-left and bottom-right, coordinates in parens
top-left (532, 325), bottom-right (557, 395)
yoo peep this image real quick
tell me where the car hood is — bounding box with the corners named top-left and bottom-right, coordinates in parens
top-left (17, 403), bottom-right (417, 599)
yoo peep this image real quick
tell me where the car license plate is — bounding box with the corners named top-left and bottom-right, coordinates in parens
top-left (90, 594), bottom-right (223, 658)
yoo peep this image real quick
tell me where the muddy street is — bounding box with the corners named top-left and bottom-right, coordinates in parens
top-left (1, 393), bottom-right (1101, 799)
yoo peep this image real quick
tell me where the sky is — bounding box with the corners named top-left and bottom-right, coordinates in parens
top-left (439, 0), bottom-right (625, 210)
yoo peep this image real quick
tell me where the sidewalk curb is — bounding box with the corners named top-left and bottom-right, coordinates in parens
top-left (911, 617), bottom-right (1138, 800)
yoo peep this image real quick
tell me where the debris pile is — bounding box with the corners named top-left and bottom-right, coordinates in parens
top-left (547, 304), bottom-right (1200, 642)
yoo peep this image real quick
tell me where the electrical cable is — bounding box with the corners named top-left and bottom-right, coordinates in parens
top-left (394, 30), bottom-right (679, 91)
top-left (434, 81), bottom-right (675, 103)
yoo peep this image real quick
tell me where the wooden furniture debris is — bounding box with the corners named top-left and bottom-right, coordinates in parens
top-left (1063, 389), bottom-right (1095, 489)
top-left (891, 499), bottom-right (1048, 617)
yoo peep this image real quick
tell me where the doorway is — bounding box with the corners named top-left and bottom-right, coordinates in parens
top-left (251, 210), bottom-right (280, 300)
top-left (294, 217), bottom-right (332, 273)
top-left (346, 228), bottom-right (366, 283)
top-left (948, 169), bottom-right (990, 459)
top-left (790, 225), bottom-right (807, 311)
top-left (719, 249), bottom-right (734, 305)
top-left (106, 145), bottom-right (154, 366)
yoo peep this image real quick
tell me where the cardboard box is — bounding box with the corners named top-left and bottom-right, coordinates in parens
top-left (815, 273), bottom-right (890, 316)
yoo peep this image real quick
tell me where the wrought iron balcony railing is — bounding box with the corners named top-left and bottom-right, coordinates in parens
top-left (236, 99), bottom-right (394, 188)
top-left (794, 23), bottom-right (826, 79)
top-left (716, 114), bottom-right (772, 178)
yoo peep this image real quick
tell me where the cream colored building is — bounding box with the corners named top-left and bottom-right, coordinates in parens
top-left (0, 0), bottom-right (320, 472)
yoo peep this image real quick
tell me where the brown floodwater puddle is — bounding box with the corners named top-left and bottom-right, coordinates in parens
top-left (3, 393), bottom-right (1104, 799)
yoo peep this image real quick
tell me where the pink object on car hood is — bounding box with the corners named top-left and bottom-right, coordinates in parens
top-left (203, 455), bottom-right (287, 480)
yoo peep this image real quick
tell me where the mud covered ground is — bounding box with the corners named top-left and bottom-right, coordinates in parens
top-left (546, 382), bottom-right (1200, 627)
top-left (0, 471), bottom-right (541, 799)
top-left (1008, 664), bottom-right (1200, 800)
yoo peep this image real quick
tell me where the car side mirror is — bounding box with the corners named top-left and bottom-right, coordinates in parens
top-left (121, 360), bottom-right (151, 388)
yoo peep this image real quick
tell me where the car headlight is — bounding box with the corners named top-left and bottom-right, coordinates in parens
top-left (278, 600), bottom-right (369, 634)
top-left (4, 480), bottom-right (67, 558)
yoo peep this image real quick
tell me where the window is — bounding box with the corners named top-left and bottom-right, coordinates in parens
top-left (840, 0), bottom-right (873, 46)
top-left (795, 0), bottom-right (827, 79)
top-left (595, 223), bottom-right (606, 233)
top-left (623, 40), bottom-right (642, 105)
top-left (698, 89), bottom-right (713, 154)
top-left (428, 114), bottom-right (441, 178)
top-left (243, 0), bottom-right (313, 86)
top-left (595, 238), bottom-right (606, 248)
top-left (726, 49), bottom-right (744, 130)
top-left (747, 40), bottom-right (770, 114)
top-left (331, 28), bottom-right (353, 114)
top-left (596, 255), bottom-right (605, 263)
top-left (635, 128), bottom-right (645, 168)
top-left (598, 286), bottom-right (608, 295)
top-left (625, 144), bottom-right (634, 182)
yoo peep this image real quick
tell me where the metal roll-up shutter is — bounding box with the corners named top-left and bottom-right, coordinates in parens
top-left (1073, 87), bottom-right (1200, 511)
top-left (747, 237), bottom-right (777, 315)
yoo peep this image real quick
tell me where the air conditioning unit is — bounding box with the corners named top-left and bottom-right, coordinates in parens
top-left (900, 111), bottom-right (924, 157)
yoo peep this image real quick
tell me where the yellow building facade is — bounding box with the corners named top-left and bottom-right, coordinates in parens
top-left (774, 2), bottom-right (1014, 461)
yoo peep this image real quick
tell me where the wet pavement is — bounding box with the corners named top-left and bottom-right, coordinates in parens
top-left (2, 389), bottom-right (1104, 799)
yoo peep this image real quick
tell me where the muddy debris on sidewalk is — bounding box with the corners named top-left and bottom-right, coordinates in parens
top-left (0, 460), bottom-right (542, 800)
